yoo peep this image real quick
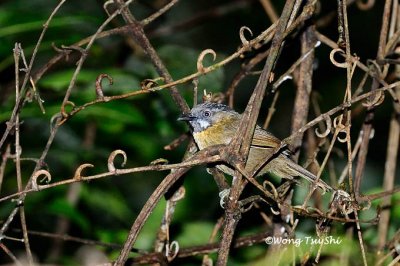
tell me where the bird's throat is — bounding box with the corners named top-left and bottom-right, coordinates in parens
top-left (193, 116), bottom-right (238, 150)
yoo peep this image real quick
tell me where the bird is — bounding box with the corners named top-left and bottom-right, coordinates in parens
top-left (178, 101), bottom-right (332, 192)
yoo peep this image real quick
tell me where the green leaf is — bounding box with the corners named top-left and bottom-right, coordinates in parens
top-left (0, 16), bottom-right (88, 37)
top-left (134, 198), bottom-right (166, 250)
top-left (121, 132), bottom-right (160, 160)
top-left (47, 198), bottom-right (90, 232)
top-left (39, 69), bottom-right (99, 91)
top-left (80, 186), bottom-right (134, 223)
top-left (79, 102), bottom-right (146, 135)
top-left (175, 222), bottom-right (214, 247)
top-left (158, 45), bottom-right (225, 93)
top-left (103, 70), bottom-right (141, 93)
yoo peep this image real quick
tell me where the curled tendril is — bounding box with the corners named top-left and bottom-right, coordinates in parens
top-left (395, 243), bottom-right (400, 256)
top-left (367, 59), bottom-right (384, 78)
top-left (262, 180), bottom-right (278, 199)
top-left (362, 90), bottom-right (385, 108)
top-left (32, 170), bottom-right (52, 191)
top-left (240, 201), bottom-right (257, 213)
top-left (170, 186), bottom-right (186, 202)
top-left (95, 74), bottom-right (113, 99)
top-left (333, 115), bottom-right (343, 128)
top-left (219, 188), bottom-right (231, 209)
top-left (332, 115), bottom-right (348, 143)
top-left (58, 101), bottom-right (76, 125)
top-left (108, 149), bottom-right (127, 173)
top-left (306, 206), bottom-right (324, 216)
top-left (361, 198), bottom-right (371, 211)
top-left (202, 89), bottom-right (212, 102)
top-left (331, 189), bottom-right (354, 215)
top-left (329, 48), bottom-right (348, 68)
top-left (292, 205), bottom-right (308, 214)
top-left (192, 78), bottom-right (199, 106)
top-left (270, 206), bottom-right (280, 215)
top-left (60, 101), bottom-right (76, 118)
top-left (239, 26), bottom-right (253, 46)
top-left (140, 77), bottom-right (164, 90)
top-left (356, 0), bottom-right (375, 10)
top-left (50, 113), bottom-right (62, 132)
top-left (197, 49), bottom-right (216, 73)
top-left (73, 164), bottom-right (94, 181)
top-left (166, 241), bottom-right (179, 262)
top-left (150, 158), bottom-right (169, 165)
top-left (272, 75), bottom-right (293, 90)
top-left (103, 0), bottom-right (114, 16)
top-left (61, 45), bottom-right (87, 56)
top-left (369, 128), bottom-right (375, 139)
top-left (337, 129), bottom-right (348, 143)
top-left (315, 114), bottom-right (332, 138)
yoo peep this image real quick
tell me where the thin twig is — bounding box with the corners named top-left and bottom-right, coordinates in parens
top-left (113, 0), bottom-right (189, 113)
top-left (377, 113), bottom-right (399, 249)
top-left (13, 43), bottom-right (34, 266)
top-left (0, 0), bottom-right (67, 150)
top-left (141, 0), bottom-right (180, 25)
top-left (0, 0), bottom-right (135, 243)
top-left (114, 146), bottom-right (222, 265)
top-left (217, 0), bottom-right (299, 264)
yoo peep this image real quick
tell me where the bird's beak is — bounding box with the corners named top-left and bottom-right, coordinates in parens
top-left (177, 113), bottom-right (194, 121)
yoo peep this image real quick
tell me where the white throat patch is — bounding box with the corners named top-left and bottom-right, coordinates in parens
top-left (198, 119), bottom-right (210, 129)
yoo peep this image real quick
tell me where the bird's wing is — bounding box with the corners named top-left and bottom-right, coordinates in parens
top-left (251, 126), bottom-right (281, 149)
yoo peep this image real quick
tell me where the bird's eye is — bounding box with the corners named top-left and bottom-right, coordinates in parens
top-left (203, 110), bottom-right (211, 117)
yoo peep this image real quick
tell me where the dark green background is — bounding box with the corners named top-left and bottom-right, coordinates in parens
top-left (0, 0), bottom-right (398, 264)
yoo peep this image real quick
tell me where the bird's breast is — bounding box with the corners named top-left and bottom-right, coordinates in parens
top-left (192, 119), bottom-right (236, 150)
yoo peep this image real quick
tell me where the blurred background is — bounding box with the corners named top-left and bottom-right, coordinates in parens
top-left (0, 0), bottom-right (399, 264)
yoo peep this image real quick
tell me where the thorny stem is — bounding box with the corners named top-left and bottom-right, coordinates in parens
top-left (354, 0), bottom-right (393, 201)
top-left (1, 1), bottom-right (399, 264)
top-left (114, 147), bottom-right (221, 265)
top-left (113, 0), bottom-right (189, 113)
top-left (285, 25), bottom-right (316, 258)
top-left (339, 0), bottom-right (369, 264)
top-left (0, 82), bottom-right (396, 204)
top-left (217, 0), bottom-right (298, 264)
top-left (377, 113), bottom-right (400, 249)
top-left (0, 0), bottom-right (134, 249)
top-left (0, 0), bottom-right (67, 151)
top-left (13, 44), bottom-right (34, 266)
top-left (43, 1), bottom-right (319, 125)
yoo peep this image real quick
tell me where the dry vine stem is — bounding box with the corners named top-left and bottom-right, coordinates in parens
top-left (1, 0), bottom-right (400, 265)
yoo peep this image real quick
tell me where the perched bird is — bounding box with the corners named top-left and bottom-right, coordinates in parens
top-left (178, 102), bottom-right (332, 192)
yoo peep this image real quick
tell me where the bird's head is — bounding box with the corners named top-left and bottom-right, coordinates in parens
top-left (178, 102), bottom-right (238, 133)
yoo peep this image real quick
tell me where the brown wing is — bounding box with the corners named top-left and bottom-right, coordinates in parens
top-left (251, 126), bottom-right (281, 149)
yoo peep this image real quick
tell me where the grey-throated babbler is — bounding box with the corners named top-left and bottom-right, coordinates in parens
top-left (178, 102), bottom-right (332, 192)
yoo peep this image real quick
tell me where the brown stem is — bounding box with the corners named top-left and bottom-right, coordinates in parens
top-left (113, 0), bottom-right (189, 113)
top-left (291, 26), bottom-right (316, 159)
top-left (354, 0), bottom-right (392, 201)
top-left (377, 112), bottom-right (399, 250)
top-left (217, 1), bottom-right (299, 265)
top-left (14, 45), bottom-right (34, 266)
top-left (114, 146), bottom-right (221, 265)
top-left (131, 231), bottom-right (271, 264)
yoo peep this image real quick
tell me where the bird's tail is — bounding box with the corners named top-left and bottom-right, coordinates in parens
top-left (285, 159), bottom-right (333, 193)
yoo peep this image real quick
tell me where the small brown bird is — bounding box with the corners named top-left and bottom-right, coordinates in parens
top-left (178, 102), bottom-right (332, 192)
